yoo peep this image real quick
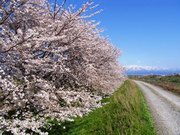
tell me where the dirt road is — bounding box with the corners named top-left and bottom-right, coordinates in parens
top-left (135, 81), bottom-right (180, 135)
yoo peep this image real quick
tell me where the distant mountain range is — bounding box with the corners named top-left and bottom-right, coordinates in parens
top-left (125, 65), bottom-right (180, 75)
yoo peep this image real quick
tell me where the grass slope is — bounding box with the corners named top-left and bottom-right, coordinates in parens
top-left (47, 80), bottom-right (156, 135)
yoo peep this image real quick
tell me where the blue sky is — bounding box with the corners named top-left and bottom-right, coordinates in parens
top-left (62, 0), bottom-right (180, 70)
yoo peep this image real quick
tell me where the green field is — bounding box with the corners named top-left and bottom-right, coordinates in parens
top-left (45, 81), bottom-right (156, 135)
top-left (130, 75), bottom-right (180, 95)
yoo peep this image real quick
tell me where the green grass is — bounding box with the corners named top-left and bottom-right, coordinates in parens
top-left (46, 80), bottom-right (156, 135)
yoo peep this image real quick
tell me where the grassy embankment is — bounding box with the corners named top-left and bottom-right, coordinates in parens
top-left (130, 75), bottom-right (180, 95)
top-left (46, 80), bottom-right (156, 135)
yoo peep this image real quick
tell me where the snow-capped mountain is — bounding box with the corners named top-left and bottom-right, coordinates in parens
top-left (125, 65), bottom-right (180, 75)
top-left (125, 65), bottom-right (167, 71)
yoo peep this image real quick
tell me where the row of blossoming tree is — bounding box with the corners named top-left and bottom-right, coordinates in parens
top-left (0, 0), bottom-right (124, 134)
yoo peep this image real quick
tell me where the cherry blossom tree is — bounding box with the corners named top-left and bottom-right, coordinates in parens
top-left (0, 0), bottom-right (124, 134)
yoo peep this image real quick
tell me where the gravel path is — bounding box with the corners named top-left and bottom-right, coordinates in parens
top-left (135, 81), bottom-right (180, 135)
